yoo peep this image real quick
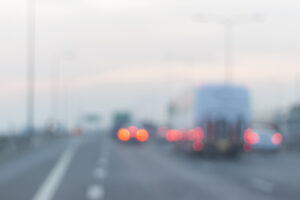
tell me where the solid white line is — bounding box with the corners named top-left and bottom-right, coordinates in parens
top-left (33, 143), bottom-right (78, 200)
top-left (250, 178), bottom-right (274, 193)
top-left (86, 184), bottom-right (105, 200)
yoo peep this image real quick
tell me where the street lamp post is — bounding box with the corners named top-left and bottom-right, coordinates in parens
top-left (194, 14), bottom-right (262, 83)
top-left (223, 20), bottom-right (234, 83)
top-left (52, 52), bottom-right (76, 132)
top-left (52, 58), bottom-right (61, 130)
top-left (27, 0), bottom-right (36, 133)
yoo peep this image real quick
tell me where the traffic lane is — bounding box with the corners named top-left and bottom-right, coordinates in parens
top-left (163, 144), bottom-right (300, 200)
top-left (241, 152), bottom-right (300, 184)
top-left (53, 132), bottom-right (108, 200)
top-left (0, 137), bottom-right (71, 200)
top-left (199, 152), bottom-right (300, 199)
top-left (106, 142), bottom-right (211, 200)
top-left (106, 141), bottom-right (273, 200)
top-left (207, 152), bottom-right (300, 199)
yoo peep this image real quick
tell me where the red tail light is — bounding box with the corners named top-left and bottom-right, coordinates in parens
top-left (166, 130), bottom-right (176, 142)
top-left (118, 128), bottom-right (130, 141)
top-left (177, 130), bottom-right (183, 141)
top-left (272, 133), bottom-right (282, 145)
top-left (184, 130), bottom-right (194, 141)
top-left (136, 129), bottom-right (149, 142)
top-left (166, 129), bottom-right (183, 142)
top-left (244, 129), bottom-right (260, 145)
top-left (193, 141), bottom-right (204, 152)
top-left (128, 126), bottom-right (138, 138)
top-left (193, 127), bottom-right (204, 141)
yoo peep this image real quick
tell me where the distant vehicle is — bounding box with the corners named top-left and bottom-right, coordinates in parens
top-left (286, 105), bottom-right (300, 150)
top-left (169, 84), bottom-right (250, 156)
top-left (243, 125), bottom-right (282, 153)
top-left (141, 121), bottom-right (157, 139)
top-left (117, 122), bottom-right (149, 143)
top-left (70, 127), bottom-right (83, 137)
top-left (156, 126), bottom-right (169, 142)
top-left (111, 111), bottom-right (132, 139)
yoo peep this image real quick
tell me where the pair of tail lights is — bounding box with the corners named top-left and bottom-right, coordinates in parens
top-left (244, 129), bottom-right (282, 145)
top-left (165, 127), bottom-right (204, 142)
top-left (243, 128), bottom-right (283, 152)
top-left (118, 127), bottom-right (149, 142)
top-left (165, 127), bottom-right (205, 152)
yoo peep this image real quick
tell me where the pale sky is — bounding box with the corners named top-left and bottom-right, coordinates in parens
top-left (1, 0), bottom-right (300, 132)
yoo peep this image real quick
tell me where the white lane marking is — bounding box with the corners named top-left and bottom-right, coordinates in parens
top-left (86, 184), bottom-right (105, 200)
top-left (33, 142), bottom-right (78, 200)
top-left (93, 168), bottom-right (108, 179)
top-left (250, 178), bottom-right (274, 193)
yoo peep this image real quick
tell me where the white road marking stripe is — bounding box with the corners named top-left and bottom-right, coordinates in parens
top-left (93, 168), bottom-right (108, 179)
top-left (86, 184), bottom-right (105, 200)
top-left (33, 142), bottom-right (78, 200)
top-left (250, 178), bottom-right (274, 193)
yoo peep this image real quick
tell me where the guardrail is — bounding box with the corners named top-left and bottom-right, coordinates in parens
top-left (0, 133), bottom-right (66, 160)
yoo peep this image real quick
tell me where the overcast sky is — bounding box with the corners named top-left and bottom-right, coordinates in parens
top-left (1, 0), bottom-right (300, 131)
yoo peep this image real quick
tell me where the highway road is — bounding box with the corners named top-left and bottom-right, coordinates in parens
top-left (0, 132), bottom-right (299, 200)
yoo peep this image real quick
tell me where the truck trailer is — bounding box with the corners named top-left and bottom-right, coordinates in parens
top-left (169, 84), bottom-right (250, 156)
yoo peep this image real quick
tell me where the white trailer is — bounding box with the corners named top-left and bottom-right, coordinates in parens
top-left (170, 84), bottom-right (250, 156)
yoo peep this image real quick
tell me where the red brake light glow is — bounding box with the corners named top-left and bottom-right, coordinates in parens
top-left (244, 129), bottom-right (260, 145)
top-left (193, 141), bottom-right (204, 152)
top-left (136, 129), bottom-right (149, 142)
top-left (128, 126), bottom-right (138, 138)
top-left (166, 129), bottom-right (183, 142)
top-left (118, 128), bottom-right (131, 141)
top-left (193, 127), bottom-right (204, 141)
top-left (166, 130), bottom-right (176, 142)
top-left (184, 130), bottom-right (194, 141)
top-left (272, 133), bottom-right (282, 145)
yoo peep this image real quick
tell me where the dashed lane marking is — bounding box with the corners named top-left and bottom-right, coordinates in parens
top-left (86, 184), bottom-right (105, 200)
top-left (93, 168), bottom-right (108, 180)
top-left (250, 178), bottom-right (274, 193)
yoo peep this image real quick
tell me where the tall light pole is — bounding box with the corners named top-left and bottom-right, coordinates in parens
top-left (194, 14), bottom-right (262, 83)
top-left (52, 58), bottom-right (61, 130)
top-left (27, 0), bottom-right (36, 133)
top-left (223, 19), bottom-right (234, 83)
top-left (52, 52), bottom-right (76, 132)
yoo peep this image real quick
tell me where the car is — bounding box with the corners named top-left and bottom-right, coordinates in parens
top-left (117, 122), bottom-right (149, 143)
top-left (243, 125), bottom-right (283, 153)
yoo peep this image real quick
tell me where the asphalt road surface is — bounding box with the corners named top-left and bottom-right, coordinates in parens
top-left (0, 132), bottom-right (299, 200)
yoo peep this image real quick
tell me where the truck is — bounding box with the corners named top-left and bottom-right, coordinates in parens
top-left (169, 84), bottom-right (250, 156)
